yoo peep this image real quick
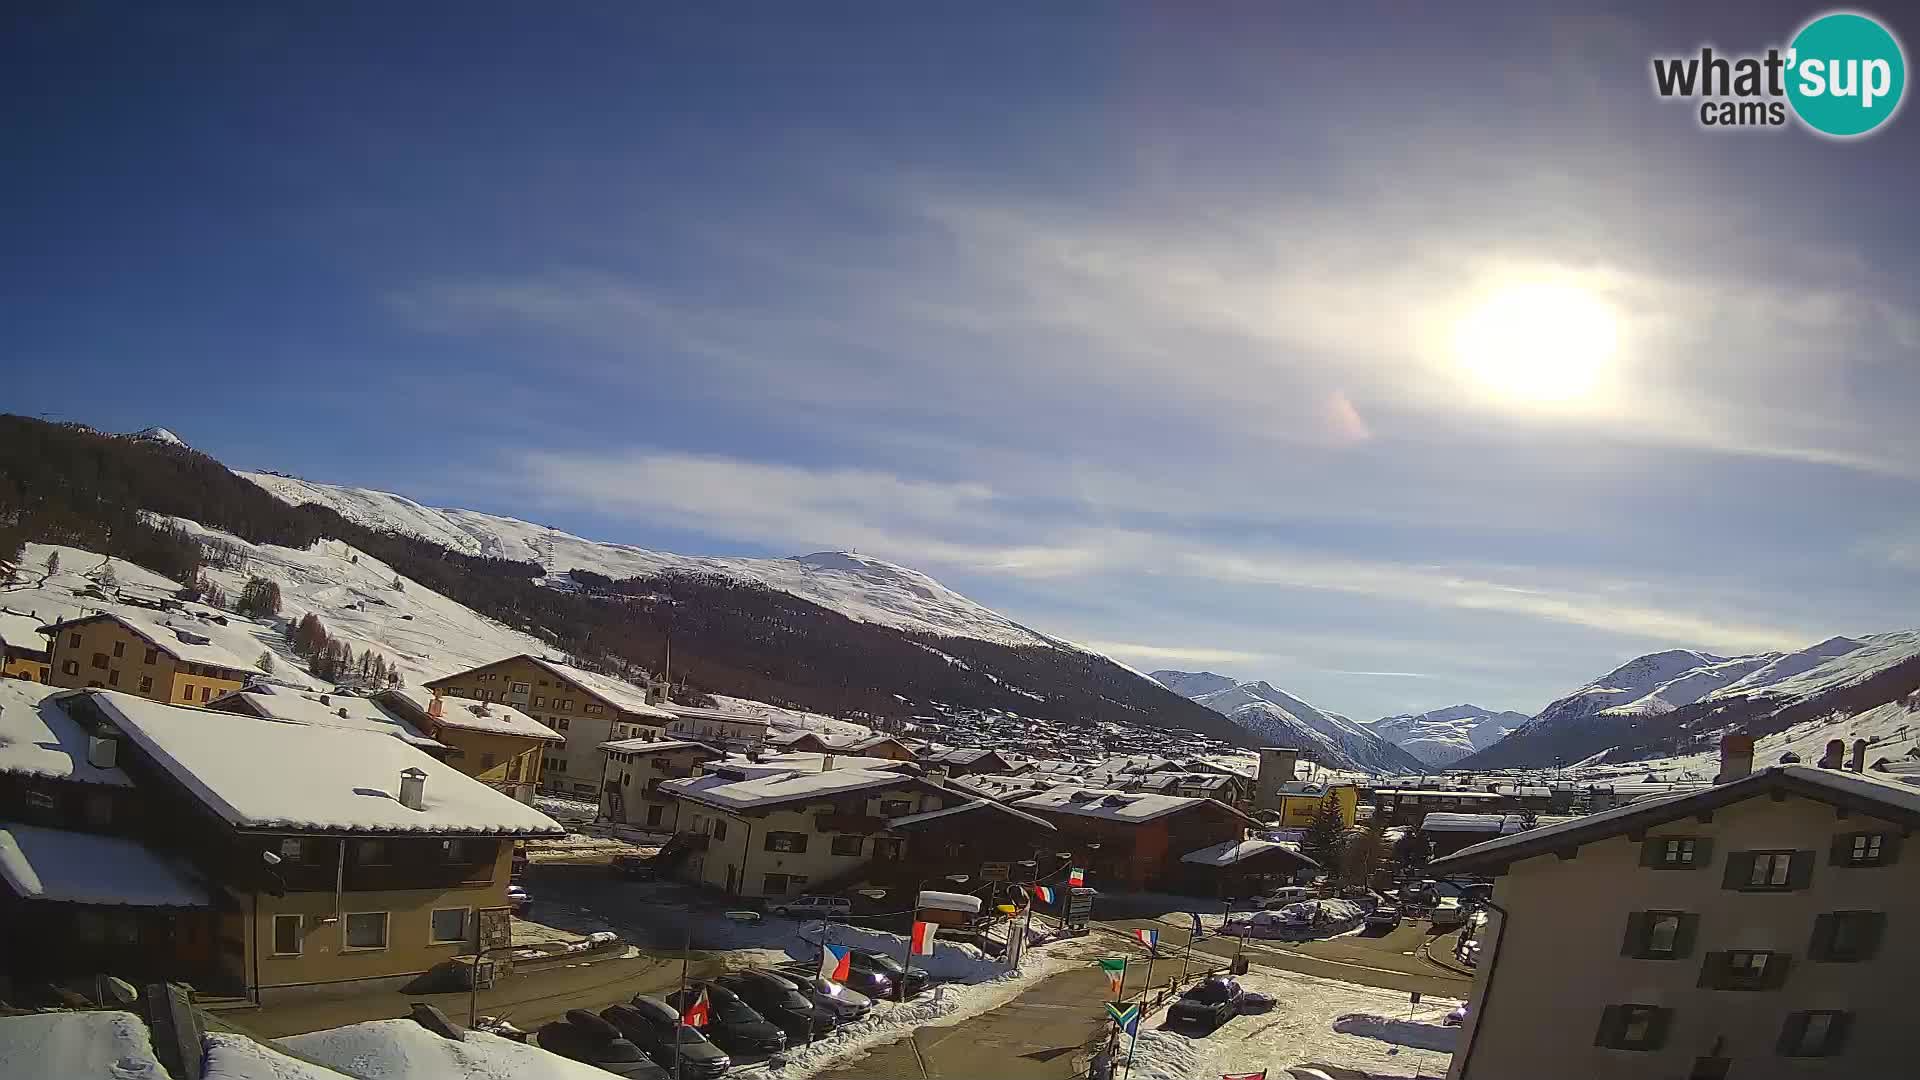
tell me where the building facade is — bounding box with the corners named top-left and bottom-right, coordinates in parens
top-left (377, 689), bottom-right (562, 804)
top-left (41, 612), bottom-right (256, 704)
top-left (0, 610), bottom-right (52, 682)
top-left (598, 739), bottom-right (725, 830)
top-left (1434, 753), bottom-right (1913, 1080)
top-left (1009, 789), bottom-right (1258, 892)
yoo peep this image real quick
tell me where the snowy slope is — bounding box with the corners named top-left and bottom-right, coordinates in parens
top-left (1363, 705), bottom-right (1529, 767)
top-left (126, 425), bottom-right (189, 449)
top-left (1154, 672), bottom-right (1424, 774)
top-left (1598, 654), bottom-right (1781, 717)
top-left (1704, 632), bottom-right (1920, 703)
top-left (241, 472), bottom-right (1052, 647)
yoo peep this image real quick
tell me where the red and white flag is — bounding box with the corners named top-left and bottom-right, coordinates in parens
top-left (682, 988), bottom-right (711, 1028)
top-left (1068, 867), bottom-right (1085, 887)
top-left (1222, 1072), bottom-right (1267, 1080)
top-left (911, 920), bottom-right (938, 956)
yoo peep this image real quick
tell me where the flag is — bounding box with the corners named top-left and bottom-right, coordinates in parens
top-left (820, 943), bottom-right (852, 982)
top-left (1068, 867), bottom-right (1085, 887)
top-left (1222, 1072), bottom-right (1267, 1080)
top-left (911, 920), bottom-right (938, 956)
top-left (1099, 956), bottom-right (1126, 995)
top-left (682, 988), bottom-right (710, 1029)
top-left (1132, 928), bottom-right (1159, 953)
top-left (1104, 1002), bottom-right (1141, 1038)
top-left (1033, 885), bottom-right (1056, 904)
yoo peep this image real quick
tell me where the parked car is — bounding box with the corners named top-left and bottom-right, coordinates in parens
top-left (506, 883), bottom-right (532, 917)
top-left (610, 854), bottom-right (657, 880)
top-left (1258, 886), bottom-right (1313, 910)
top-left (536, 1011), bottom-right (670, 1078)
top-left (769, 894), bottom-right (853, 920)
top-left (666, 984), bottom-right (787, 1056)
top-left (1166, 975), bottom-right (1245, 1032)
top-left (717, 971), bottom-right (837, 1043)
top-left (1398, 879), bottom-right (1439, 907)
top-left (1458, 882), bottom-right (1494, 907)
top-left (843, 949), bottom-right (929, 999)
top-left (1365, 904), bottom-right (1402, 930)
top-left (1428, 896), bottom-right (1466, 930)
top-left (767, 969), bottom-right (874, 1023)
top-left (601, 997), bottom-right (731, 1078)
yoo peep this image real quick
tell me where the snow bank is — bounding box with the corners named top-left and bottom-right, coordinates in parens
top-left (0, 1010), bottom-right (170, 1080)
top-left (283, 1019), bottom-right (613, 1079)
top-left (1331, 1014), bottom-right (1460, 1053)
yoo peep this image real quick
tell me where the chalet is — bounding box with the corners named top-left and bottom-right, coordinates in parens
top-left (424, 656), bottom-right (674, 798)
top-left (767, 730), bottom-right (916, 761)
top-left (1009, 788), bottom-right (1259, 892)
top-left (1418, 812), bottom-right (1530, 859)
top-left (40, 611), bottom-right (263, 704)
top-left (208, 685), bottom-right (451, 755)
top-left (1368, 787), bottom-right (1506, 826)
top-left (377, 688), bottom-right (563, 804)
top-left (597, 738), bottom-right (726, 831)
top-left (661, 703), bottom-right (772, 751)
top-left (916, 747), bottom-right (1013, 778)
top-left (0, 609), bottom-right (51, 682)
top-left (1177, 838), bottom-right (1320, 896)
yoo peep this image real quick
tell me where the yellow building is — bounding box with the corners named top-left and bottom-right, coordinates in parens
top-left (425, 655), bottom-right (674, 799)
top-left (1, 610), bottom-right (52, 682)
top-left (378, 687), bottom-right (563, 804)
top-left (599, 738), bottom-right (725, 830)
top-left (42, 611), bottom-right (257, 704)
top-left (1274, 782), bottom-right (1360, 829)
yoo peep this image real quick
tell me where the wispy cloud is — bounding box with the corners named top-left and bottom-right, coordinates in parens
top-left (1079, 641), bottom-right (1270, 666)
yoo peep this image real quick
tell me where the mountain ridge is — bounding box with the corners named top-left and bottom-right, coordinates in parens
top-left (1151, 670), bottom-right (1425, 773)
top-left (1361, 705), bottom-right (1529, 767)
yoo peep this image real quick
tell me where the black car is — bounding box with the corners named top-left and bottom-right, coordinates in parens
top-left (537, 1011), bottom-right (671, 1078)
top-left (843, 948), bottom-right (929, 1000)
top-left (717, 972), bottom-right (836, 1043)
top-left (610, 854), bottom-right (658, 880)
top-left (601, 998), bottom-right (731, 1078)
top-left (1165, 976), bottom-right (1245, 1032)
top-left (666, 984), bottom-right (788, 1056)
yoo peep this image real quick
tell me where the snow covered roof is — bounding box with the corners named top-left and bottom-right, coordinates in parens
top-left (1433, 765), bottom-right (1920, 874)
top-left (45, 610), bottom-right (265, 675)
top-left (887, 796), bottom-right (1055, 831)
top-left (0, 1012), bottom-right (170, 1080)
top-left (217, 688), bottom-right (448, 750)
top-left (1419, 812), bottom-right (1528, 834)
top-left (920, 747), bottom-right (1003, 765)
top-left (0, 682), bottom-right (131, 787)
top-left (0, 824), bottom-right (209, 906)
top-left (662, 703), bottom-right (773, 728)
top-left (93, 691), bottom-right (565, 836)
top-left (521, 657), bottom-right (675, 719)
top-left (662, 767), bottom-right (919, 812)
top-left (1181, 838), bottom-right (1316, 868)
top-left (599, 737), bottom-right (723, 756)
top-left (1011, 787), bottom-right (1256, 826)
top-left (383, 687), bottom-right (563, 742)
top-left (1371, 788), bottom-right (1503, 798)
top-left (0, 610), bottom-right (49, 653)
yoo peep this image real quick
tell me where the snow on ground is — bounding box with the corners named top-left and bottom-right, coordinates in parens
top-left (1564, 691), bottom-right (1920, 783)
top-left (709, 696), bottom-right (874, 740)
top-left (0, 1010), bottom-right (170, 1080)
top-left (1124, 969), bottom-right (1459, 1080)
top-left (205, 1023), bottom-right (616, 1080)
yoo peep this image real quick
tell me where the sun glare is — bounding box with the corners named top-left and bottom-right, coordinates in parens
top-left (1453, 282), bottom-right (1618, 404)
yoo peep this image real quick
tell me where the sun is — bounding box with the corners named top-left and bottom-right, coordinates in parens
top-left (1452, 282), bottom-right (1618, 403)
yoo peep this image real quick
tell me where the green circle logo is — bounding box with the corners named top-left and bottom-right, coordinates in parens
top-left (1787, 12), bottom-right (1907, 137)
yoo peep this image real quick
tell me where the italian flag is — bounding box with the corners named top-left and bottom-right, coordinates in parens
top-left (1068, 867), bottom-right (1085, 887)
top-left (911, 920), bottom-right (938, 956)
top-left (682, 988), bottom-right (711, 1028)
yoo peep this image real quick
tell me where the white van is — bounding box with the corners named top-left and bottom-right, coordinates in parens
top-left (1258, 886), bottom-right (1313, 910)
top-left (771, 894), bottom-right (854, 919)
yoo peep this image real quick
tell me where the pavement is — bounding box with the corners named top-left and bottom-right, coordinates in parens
top-left (1104, 915), bottom-right (1473, 999)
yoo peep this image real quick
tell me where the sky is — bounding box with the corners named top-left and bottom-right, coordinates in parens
top-left (5, 2), bottom-right (1918, 722)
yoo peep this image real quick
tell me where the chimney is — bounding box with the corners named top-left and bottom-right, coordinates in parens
top-left (87, 735), bottom-right (118, 770)
top-left (319, 694), bottom-right (330, 706)
top-left (427, 690), bottom-right (445, 720)
top-left (822, 753), bottom-right (836, 772)
top-left (337, 707), bottom-right (349, 718)
top-left (1820, 739), bottom-right (1846, 770)
top-left (926, 766), bottom-right (948, 788)
top-left (1850, 739), bottom-right (1868, 773)
top-left (1715, 732), bottom-right (1754, 784)
top-left (398, 767), bottom-right (428, 811)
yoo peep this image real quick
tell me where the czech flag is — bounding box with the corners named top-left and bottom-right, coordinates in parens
top-left (819, 943), bottom-right (852, 982)
top-left (1132, 928), bottom-right (1159, 953)
top-left (1032, 885), bottom-right (1056, 905)
top-left (1068, 867), bottom-right (1085, 887)
top-left (911, 920), bottom-right (938, 956)
top-left (682, 988), bottom-right (711, 1029)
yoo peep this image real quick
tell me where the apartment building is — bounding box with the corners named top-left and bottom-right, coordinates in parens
top-left (377, 688), bottom-right (562, 804)
top-left (0, 610), bottom-right (52, 682)
top-left (661, 703), bottom-right (771, 751)
top-left (424, 656), bottom-right (673, 798)
top-left (1008, 788), bottom-right (1258, 892)
top-left (40, 611), bottom-right (259, 704)
top-left (598, 738), bottom-right (725, 831)
top-left (1433, 737), bottom-right (1913, 1080)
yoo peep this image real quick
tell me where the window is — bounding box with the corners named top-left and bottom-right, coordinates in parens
top-left (555, 717), bottom-right (570, 731)
top-left (69, 632), bottom-right (81, 648)
top-left (1810, 910), bottom-right (1885, 962)
top-left (1701, 949), bottom-right (1789, 989)
top-left (181, 684), bottom-right (192, 700)
top-left (873, 837), bottom-right (903, 861)
top-left (1595, 1004), bottom-right (1669, 1050)
top-left (1622, 911), bottom-right (1695, 959)
top-left (144, 648), bottom-right (158, 665)
top-left (273, 914), bottom-right (303, 956)
top-left (533, 696), bottom-right (545, 707)
top-left (1724, 850), bottom-right (1810, 891)
top-left (112, 641), bottom-right (125, 658)
top-left (430, 907), bottom-right (470, 944)
top-left (881, 799), bottom-right (914, 816)
top-left (1728, 950), bottom-right (1771, 982)
top-left (344, 911), bottom-right (389, 950)
top-left (832, 835), bottom-right (864, 856)
top-left (538, 679), bottom-right (549, 686)
top-left (278, 838), bottom-right (306, 863)
top-left (356, 839), bottom-right (391, 866)
top-left (546, 757), bottom-right (567, 774)
top-left (138, 676), bottom-right (152, 693)
top-left (1833, 830), bottom-right (1897, 867)
top-left (563, 699), bottom-right (576, 712)
top-left (107, 669), bottom-right (119, 686)
top-left (765, 831), bottom-right (808, 853)
top-left (764, 873), bottom-right (792, 894)
top-left (584, 703), bottom-right (603, 716)
top-left (92, 652), bottom-right (108, 669)
top-left (710, 819), bottom-right (728, 841)
top-left (511, 682), bottom-right (530, 694)
top-left (200, 685), bottom-right (210, 702)
top-left (1778, 1010), bottom-right (1851, 1057)
top-left (1641, 835), bottom-right (1710, 868)
top-left (63, 659), bottom-right (80, 676)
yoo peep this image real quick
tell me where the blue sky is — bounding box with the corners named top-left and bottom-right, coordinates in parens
top-left (6, 3), bottom-right (1918, 721)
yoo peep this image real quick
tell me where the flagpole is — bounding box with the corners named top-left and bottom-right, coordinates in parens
top-left (676, 923), bottom-right (689, 1080)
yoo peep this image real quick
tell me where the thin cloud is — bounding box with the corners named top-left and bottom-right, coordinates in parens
top-left (1079, 641), bottom-right (1270, 666)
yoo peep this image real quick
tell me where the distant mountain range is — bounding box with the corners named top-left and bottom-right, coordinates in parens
top-left (1151, 671), bottom-right (1426, 773)
top-left (1360, 705), bottom-right (1529, 767)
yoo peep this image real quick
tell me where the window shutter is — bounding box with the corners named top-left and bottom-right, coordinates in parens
top-left (1691, 837), bottom-right (1713, 868)
top-left (1826, 1011), bottom-right (1854, 1055)
top-left (1696, 951), bottom-right (1726, 988)
top-left (1808, 914), bottom-right (1836, 961)
top-left (1776, 1012), bottom-right (1809, 1056)
top-left (1787, 851), bottom-right (1816, 889)
top-left (1644, 1008), bottom-right (1672, 1050)
top-left (1594, 1005), bottom-right (1623, 1047)
top-left (1829, 834), bottom-right (1854, 866)
top-left (1621, 912), bottom-right (1650, 957)
top-left (1639, 839), bottom-right (1663, 867)
top-left (1722, 851), bottom-right (1756, 889)
top-left (1763, 953), bottom-right (1793, 989)
top-left (1673, 913), bottom-right (1700, 959)
top-left (1858, 912), bottom-right (1887, 959)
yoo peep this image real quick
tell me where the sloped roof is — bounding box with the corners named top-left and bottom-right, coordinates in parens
top-left (0, 610), bottom-right (49, 653)
top-left (43, 611), bottom-right (265, 676)
top-left (429, 656), bottom-right (672, 720)
top-left (1432, 765), bottom-right (1920, 874)
top-left (1420, 812), bottom-right (1528, 834)
top-left (0, 682), bottom-right (131, 787)
top-left (1181, 838), bottom-right (1316, 869)
top-left (887, 796), bottom-right (1055, 831)
top-left (662, 767), bottom-right (919, 812)
top-left (1011, 787), bottom-right (1257, 826)
top-left (599, 738), bottom-right (723, 756)
top-left (382, 687), bottom-right (563, 742)
top-left (216, 688), bottom-right (447, 750)
top-left (0, 824), bottom-right (209, 906)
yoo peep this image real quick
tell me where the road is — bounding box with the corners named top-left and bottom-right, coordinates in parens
top-left (1101, 914), bottom-right (1473, 999)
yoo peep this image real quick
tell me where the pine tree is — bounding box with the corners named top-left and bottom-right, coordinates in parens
top-left (1304, 794), bottom-right (1350, 870)
top-left (237, 577), bottom-right (281, 618)
top-left (45, 552), bottom-right (60, 574)
top-left (257, 650), bottom-right (276, 676)
top-left (1338, 825), bottom-right (1384, 889)
top-left (99, 560), bottom-right (118, 587)
top-left (293, 613), bottom-right (328, 658)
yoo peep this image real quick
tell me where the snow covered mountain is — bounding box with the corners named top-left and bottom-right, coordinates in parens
top-left (1152, 671), bottom-right (1426, 774)
top-left (1362, 705), bottom-right (1529, 767)
top-left (126, 426), bottom-right (188, 449)
top-left (241, 472), bottom-right (1052, 648)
